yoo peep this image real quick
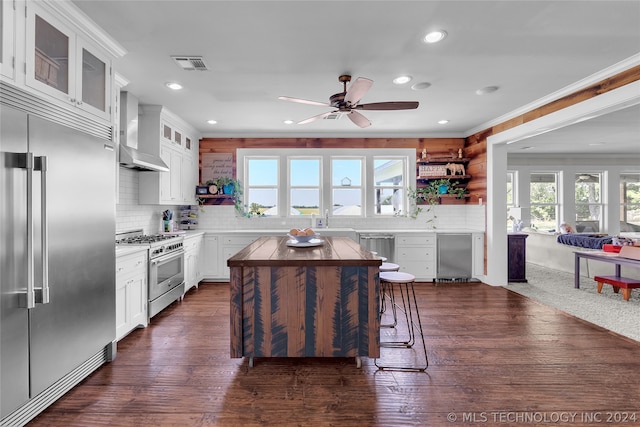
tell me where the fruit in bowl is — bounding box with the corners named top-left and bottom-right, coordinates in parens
top-left (288, 228), bottom-right (318, 243)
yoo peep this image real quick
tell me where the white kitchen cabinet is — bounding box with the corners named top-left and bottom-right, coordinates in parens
top-left (395, 234), bottom-right (436, 281)
top-left (220, 234), bottom-right (261, 280)
top-left (138, 105), bottom-right (199, 205)
top-left (115, 250), bottom-right (148, 341)
top-left (24, 2), bottom-right (113, 121)
top-left (183, 233), bottom-right (203, 294)
top-left (202, 234), bottom-right (220, 279)
top-left (472, 232), bottom-right (485, 279)
top-left (1, 0), bottom-right (16, 79)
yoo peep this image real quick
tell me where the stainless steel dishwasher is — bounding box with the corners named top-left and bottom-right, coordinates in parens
top-left (436, 233), bottom-right (472, 281)
top-left (359, 234), bottom-right (395, 263)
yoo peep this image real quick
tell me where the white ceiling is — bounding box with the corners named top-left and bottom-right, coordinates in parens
top-left (72, 0), bottom-right (640, 154)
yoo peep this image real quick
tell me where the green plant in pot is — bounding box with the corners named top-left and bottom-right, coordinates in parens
top-left (448, 184), bottom-right (467, 199)
top-left (214, 177), bottom-right (236, 194)
top-left (414, 179), bottom-right (453, 204)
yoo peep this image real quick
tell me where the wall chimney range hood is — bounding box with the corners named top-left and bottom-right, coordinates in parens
top-left (119, 145), bottom-right (169, 172)
top-left (119, 92), bottom-right (169, 172)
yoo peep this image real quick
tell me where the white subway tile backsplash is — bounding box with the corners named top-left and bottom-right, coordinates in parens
top-left (116, 168), bottom-right (181, 234)
top-left (116, 166), bottom-right (486, 234)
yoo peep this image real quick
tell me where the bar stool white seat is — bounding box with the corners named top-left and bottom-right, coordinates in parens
top-left (379, 262), bottom-right (399, 272)
top-left (375, 271), bottom-right (428, 371)
top-left (379, 262), bottom-right (400, 327)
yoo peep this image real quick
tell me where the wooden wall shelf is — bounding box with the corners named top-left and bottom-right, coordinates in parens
top-left (417, 158), bottom-right (470, 164)
top-left (417, 175), bottom-right (471, 181)
top-left (198, 194), bottom-right (234, 199)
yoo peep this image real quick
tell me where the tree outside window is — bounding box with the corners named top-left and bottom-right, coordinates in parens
top-left (575, 173), bottom-right (602, 232)
top-left (530, 173), bottom-right (557, 231)
top-left (620, 173), bottom-right (640, 232)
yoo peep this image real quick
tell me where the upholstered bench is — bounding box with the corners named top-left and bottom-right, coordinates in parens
top-left (594, 275), bottom-right (640, 301)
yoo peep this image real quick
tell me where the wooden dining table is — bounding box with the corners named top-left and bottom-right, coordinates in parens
top-left (227, 236), bottom-right (382, 367)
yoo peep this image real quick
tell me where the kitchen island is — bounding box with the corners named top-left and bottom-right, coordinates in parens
top-left (228, 236), bottom-right (381, 367)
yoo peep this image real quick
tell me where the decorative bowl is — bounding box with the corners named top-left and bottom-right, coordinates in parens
top-left (287, 233), bottom-right (319, 243)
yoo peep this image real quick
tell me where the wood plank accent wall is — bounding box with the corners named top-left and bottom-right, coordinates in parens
top-left (464, 65), bottom-right (640, 203)
top-left (198, 137), bottom-right (466, 197)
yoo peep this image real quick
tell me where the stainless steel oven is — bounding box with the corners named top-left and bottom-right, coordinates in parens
top-left (116, 230), bottom-right (185, 320)
top-left (149, 249), bottom-right (184, 303)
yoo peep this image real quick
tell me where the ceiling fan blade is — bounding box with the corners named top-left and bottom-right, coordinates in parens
top-left (298, 111), bottom-right (336, 124)
top-left (356, 101), bottom-right (419, 111)
top-left (344, 77), bottom-right (373, 106)
top-left (278, 96), bottom-right (330, 107)
top-left (347, 111), bottom-right (371, 128)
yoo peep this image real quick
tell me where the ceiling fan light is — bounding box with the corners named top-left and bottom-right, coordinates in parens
top-left (423, 30), bottom-right (447, 44)
top-left (393, 75), bottom-right (412, 85)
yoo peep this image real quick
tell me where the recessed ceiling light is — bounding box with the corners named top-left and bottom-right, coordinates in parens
top-left (411, 82), bottom-right (432, 90)
top-left (437, 119), bottom-right (449, 125)
top-left (476, 86), bottom-right (499, 95)
top-left (283, 120), bottom-right (294, 125)
top-left (423, 30), bottom-right (447, 44)
top-left (589, 142), bottom-right (605, 146)
top-left (393, 75), bottom-right (412, 85)
top-left (207, 119), bottom-right (217, 125)
top-left (165, 82), bottom-right (183, 90)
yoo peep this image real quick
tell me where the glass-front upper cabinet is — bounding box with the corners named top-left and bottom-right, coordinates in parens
top-left (1, 0), bottom-right (16, 79)
top-left (25, 3), bottom-right (111, 121)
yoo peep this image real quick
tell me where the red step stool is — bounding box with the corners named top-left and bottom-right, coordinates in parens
top-left (594, 275), bottom-right (640, 301)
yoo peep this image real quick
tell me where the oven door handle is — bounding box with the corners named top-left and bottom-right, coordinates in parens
top-left (150, 250), bottom-right (184, 266)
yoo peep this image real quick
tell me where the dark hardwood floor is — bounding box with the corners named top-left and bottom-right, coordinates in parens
top-left (29, 282), bottom-right (640, 426)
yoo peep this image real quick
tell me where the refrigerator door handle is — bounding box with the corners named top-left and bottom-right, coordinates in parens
top-left (7, 152), bottom-right (37, 308)
top-left (34, 156), bottom-right (50, 304)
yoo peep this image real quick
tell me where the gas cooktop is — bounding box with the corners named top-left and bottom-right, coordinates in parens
top-left (116, 234), bottom-right (179, 245)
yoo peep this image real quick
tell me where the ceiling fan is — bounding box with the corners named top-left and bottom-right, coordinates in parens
top-left (278, 75), bottom-right (419, 128)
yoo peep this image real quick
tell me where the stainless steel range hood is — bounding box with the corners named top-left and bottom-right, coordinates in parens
top-left (119, 144), bottom-right (169, 172)
top-left (119, 91), bottom-right (169, 172)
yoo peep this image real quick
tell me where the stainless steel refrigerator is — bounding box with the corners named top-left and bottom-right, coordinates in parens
top-left (1, 104), bottom-right (116, 424)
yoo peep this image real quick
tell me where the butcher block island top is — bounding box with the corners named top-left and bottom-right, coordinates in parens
top-left (227, 236), bottom-right (383, 267)
top-left (228, 237), bottom-right (382, 367)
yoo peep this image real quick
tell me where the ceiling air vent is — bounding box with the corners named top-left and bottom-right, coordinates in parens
top-left (171, 56), bottom-right (209, 71)
top-left (323, 112), bottom-right (343, 120)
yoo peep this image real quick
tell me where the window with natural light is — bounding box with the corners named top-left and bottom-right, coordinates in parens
top-left (290, 158), bottom-right (321, 216)
top-left (331, 158), bottom-right (363, 216)
top-left (373, 158), bottom-right (406, 216)
top-left (245, 158), bottom-right (279, 216)
top-left (238, 149), bottom-right (414, 218)
top-left (620, 173), bottom-right (640, 232)
top-left (575, 172), bottom-right (602, 232)
top-left (530, 172), bottom-right (557, 231)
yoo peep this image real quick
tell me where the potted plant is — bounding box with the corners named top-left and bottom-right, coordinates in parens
top-left (448, 184), bottom-right (467, 198)
top-left (214, 177), bottom-right (236, 194)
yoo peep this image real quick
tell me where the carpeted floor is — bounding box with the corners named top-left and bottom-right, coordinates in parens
top-left (505, 263), bottom-right (640, 342)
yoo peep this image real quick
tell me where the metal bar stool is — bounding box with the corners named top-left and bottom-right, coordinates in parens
top-left (379, 262), bottom-right (400, 328)
top-left (375, 271), bottom-right (428, 372)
